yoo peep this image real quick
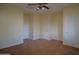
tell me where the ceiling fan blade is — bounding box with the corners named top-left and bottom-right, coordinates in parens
top-left (28, 3), bottom-right (40, 5)
top-left (43, 5), bottom-right (50, 9)
top-left (28, 3), bottom-right (48, 5)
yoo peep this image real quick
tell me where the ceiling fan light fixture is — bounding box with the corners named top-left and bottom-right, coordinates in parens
top-left (37, 7), bottom-right (40, 10)
top-left (35, 7), bottom-right (46, 11)
top-left (34, 7), bottom-right (39, 11)
top-left (42, 7), bottom-right (45, 10)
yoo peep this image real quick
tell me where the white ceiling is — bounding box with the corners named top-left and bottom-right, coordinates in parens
top-left (8, 3), bottom-right (75, 14)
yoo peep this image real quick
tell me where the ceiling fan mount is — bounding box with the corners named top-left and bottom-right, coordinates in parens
top-left (28, 3), bottom-right (50, 11)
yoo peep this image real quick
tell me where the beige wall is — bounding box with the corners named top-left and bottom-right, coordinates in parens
top-left (23, 14), bottom-right (30, 39)
top-left (51, 11), bottom-right (63, 41)
top-left (0, 4), bottom-right (23, 49)
top-left (30, 11), bottom-right (63, 40)
top-left (32, 13), bottom-right (41, 39)
top-left (63, 4), bottom-right (79, 48)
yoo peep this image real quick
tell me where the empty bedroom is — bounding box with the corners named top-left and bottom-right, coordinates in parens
top-left (0, 3), bottom-right (79, 55)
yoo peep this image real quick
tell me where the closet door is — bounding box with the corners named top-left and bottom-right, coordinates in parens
top-left (63, 5), bottom-right (79, 48)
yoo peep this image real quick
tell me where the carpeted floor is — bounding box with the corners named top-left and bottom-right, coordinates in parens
top-left (0, 39), bottom-right (79, 55)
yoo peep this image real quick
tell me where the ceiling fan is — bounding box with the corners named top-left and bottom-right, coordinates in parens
top-left (28, 3), bottom-right (50, 11)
